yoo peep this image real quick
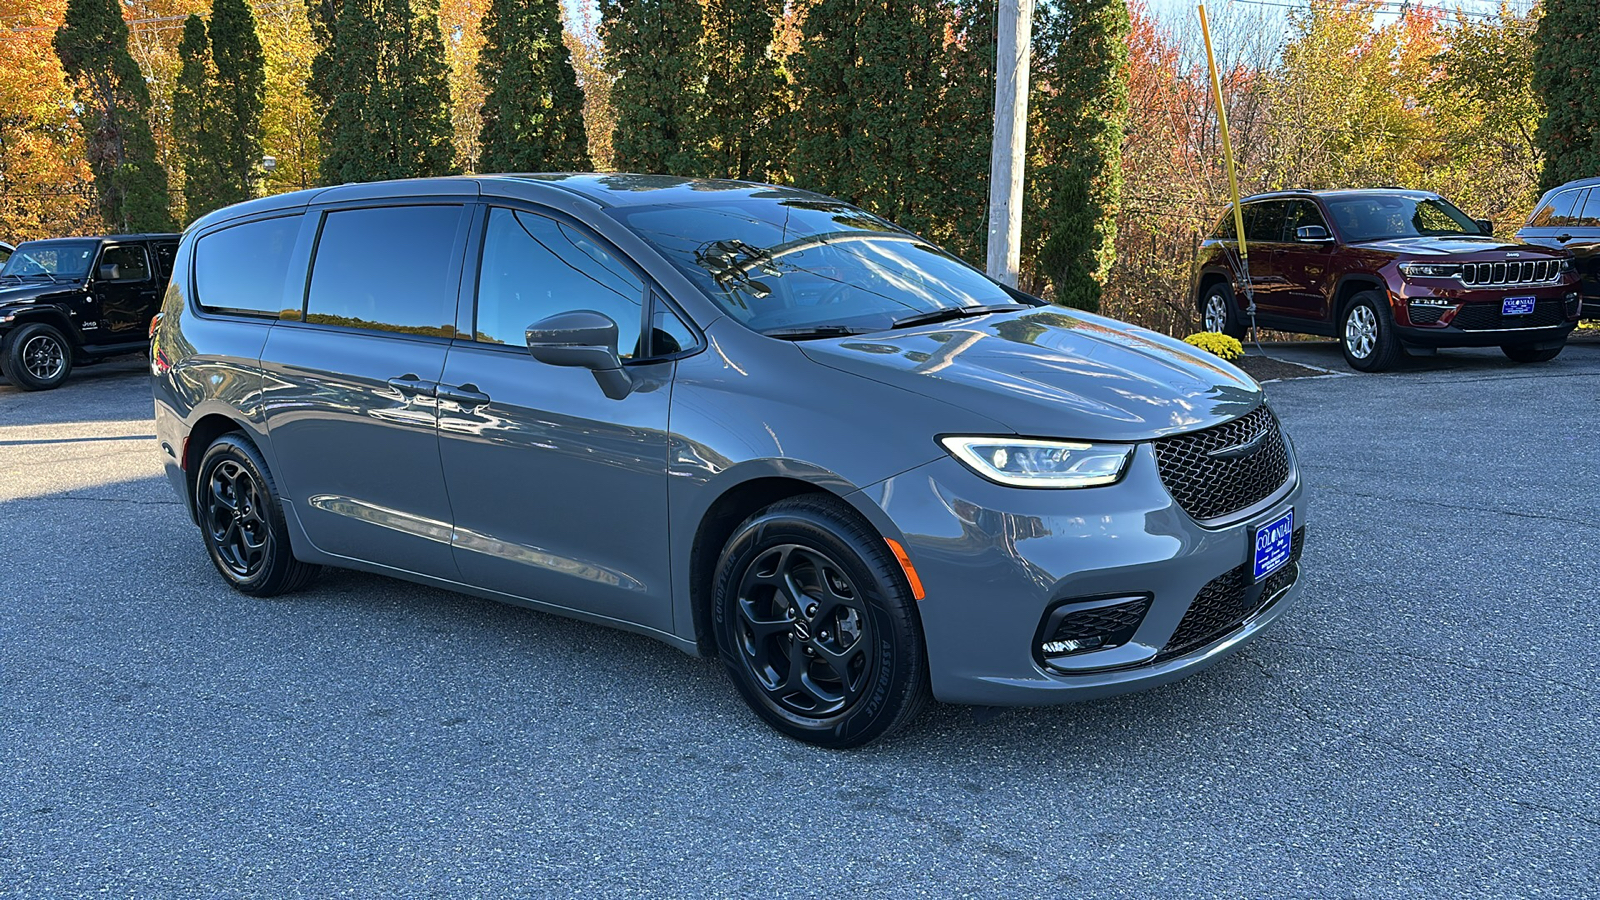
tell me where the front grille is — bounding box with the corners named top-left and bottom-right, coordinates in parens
top-left (1407, 304), bottom-right (1447, 325)
top-left (1460, 259), bottom-right (1560, 287)
top-left (1451, 298), bottom-right (1566, 331)
top-left (1152, 406), bottom-right (1292, 523)
top-left (1160, 528), bottom-right (1305, 659)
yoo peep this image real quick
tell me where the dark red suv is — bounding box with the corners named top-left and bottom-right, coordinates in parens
top-left (1193, 189), bottom-right (1582, 371)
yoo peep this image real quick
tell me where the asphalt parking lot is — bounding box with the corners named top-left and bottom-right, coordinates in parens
top-left (2, 344), bottom-right (1596, 897)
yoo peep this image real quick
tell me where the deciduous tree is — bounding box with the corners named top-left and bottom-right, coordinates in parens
top-left (0, 0), bottom-right (95, 239)
top-left (1532, 0), bottom-right (1598, 190)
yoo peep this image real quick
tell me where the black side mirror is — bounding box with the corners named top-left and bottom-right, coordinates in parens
top-left (98, 263), bottom-right (121, 281)
top-left (525, 310), bottom-right (633, 400)
top-left (1475, 218), bottom-right (1494, 235)
top-left (1295, 225), bottom-right (1331, 242)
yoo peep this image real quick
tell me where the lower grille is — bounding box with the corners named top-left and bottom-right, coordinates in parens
top-left (1451, 299), bottom-right (1566, 330)
top-left (1407, 304), bottom-right (1447, 325)
top-left (1159, 528), bottom-right (1305, 660)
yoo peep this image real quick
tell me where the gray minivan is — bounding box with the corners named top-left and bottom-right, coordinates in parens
top-left (153, 175), bottom-right (1309, 747)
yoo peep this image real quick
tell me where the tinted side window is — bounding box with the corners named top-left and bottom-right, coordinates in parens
top-left (1531, 189), bottom-right (1582, 227)
top-left (1243, 202), bottom-right (1287, 243)
top-left (1212, 210), bottom-right (1236, 240)
top-left (1280, 200), bottom-right (1329, 239)
top-left (305, 205), bottom-right (464, 337)
top-left (1578, 191), bottom-right (1600, 228)
top-left (475, 208), bottom-right (644, 357)
top-left (195, 216), bottom-right (303, 317)
top-left (153, 242), bottom-right (177, 281)
top-left (648, 295), bottom-right (697, 356)
top-left (101, 245), bottom-right (151, 281)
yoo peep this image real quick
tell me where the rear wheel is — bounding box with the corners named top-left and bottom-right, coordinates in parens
top-left (1501, 343), bottom-right (1562, 364)
top-left (1201, 283), bottom-right (1245, 339)
top-left (712, 495), bottom-right (929, 748)
top-left (195, 434), bottom-right (319, 596)
top-left (1340, 291), bottom-right (1402, 372)
top-left (3, 322), bottom-right (73, 390)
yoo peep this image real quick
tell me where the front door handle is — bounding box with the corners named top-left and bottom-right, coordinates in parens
top-left (386, 374), bottom-right (437, 397)
top-left (436, 382), bottom-right (491, 406)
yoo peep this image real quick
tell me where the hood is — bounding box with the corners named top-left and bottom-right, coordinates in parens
top-left (798, 308), bottom-right (1263, 441)
top-left (0, 282), bottom-right (74, 307)
top-left (1354, 235), bottom-right (1565, 258)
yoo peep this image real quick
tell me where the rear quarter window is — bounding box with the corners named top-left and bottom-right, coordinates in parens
top-left (194, 215), bottom-right (305, 318)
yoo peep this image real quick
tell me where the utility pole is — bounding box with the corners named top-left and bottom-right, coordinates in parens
top-left (985, 0), bottom-right (1034, 287)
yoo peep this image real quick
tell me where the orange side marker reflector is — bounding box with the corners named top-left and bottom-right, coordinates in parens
top-left (884, 538), bottom-right (926, 600)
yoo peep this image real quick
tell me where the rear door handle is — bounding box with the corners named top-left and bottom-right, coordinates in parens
top-left (436, 382), bottom-right (491, 406)
top-left (386, 374), bottom-right (437, 397)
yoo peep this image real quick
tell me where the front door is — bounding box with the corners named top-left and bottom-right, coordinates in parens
top-left (1276, 200), bottom-right (1336, 322)
top-left (436, 205), bottom-right (677, 631)
top-left (258, 202), bottom-right (471, 578)
top-left (91, 243), bottom-right (161, 341)
top-left (1240, 200), bottom-right (1290, 318)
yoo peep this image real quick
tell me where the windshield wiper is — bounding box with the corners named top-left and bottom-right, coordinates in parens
top-left (761, 324), bottom-right (880, 340)
top-left (890, 303), bottom-right (1027, 329)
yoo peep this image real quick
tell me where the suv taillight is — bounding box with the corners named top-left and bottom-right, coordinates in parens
top-left (148, 312), bottom-right (162, 339)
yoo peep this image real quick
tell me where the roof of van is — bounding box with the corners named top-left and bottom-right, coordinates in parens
top-left (189, 174), bottom-right (835, 232)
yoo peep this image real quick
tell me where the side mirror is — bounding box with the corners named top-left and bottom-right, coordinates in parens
top-left (1295, 225), bottom-right (1331, 242)
top-left (98, 263), bottom-right (122, 281)
top-left (1475, 218), bottom-right (1494, 235)
top-left (525, 310), bottom-right (634, 400)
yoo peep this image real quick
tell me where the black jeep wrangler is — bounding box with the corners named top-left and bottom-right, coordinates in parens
top-left (0, 233), bottom-right (179, 390)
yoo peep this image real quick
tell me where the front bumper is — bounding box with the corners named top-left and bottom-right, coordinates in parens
top-left (854, 441), bottom-right (1307, 706)
top-left (1391, 280), bottom-right (1580, 346)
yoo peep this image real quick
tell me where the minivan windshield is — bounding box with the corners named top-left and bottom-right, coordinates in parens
top-left (0, 239), bottom-right (98, 280)
top-left (1322, 195), bottom-right (1485, 242)
top-left (612, 198), bottom-right (1019, 337)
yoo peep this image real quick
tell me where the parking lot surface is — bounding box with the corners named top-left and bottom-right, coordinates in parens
top-left (2, 346), bottom-right (1597, 897)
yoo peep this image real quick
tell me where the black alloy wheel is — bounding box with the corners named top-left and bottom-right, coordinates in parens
top-left (196, 434), bottom-right (319, 596)
top-left (713, 495), bottom-right (928, 748)
top-left (3, 322), bottom-right (73, 390)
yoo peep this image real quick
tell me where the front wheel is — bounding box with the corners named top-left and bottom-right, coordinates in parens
top-left (1501, 343), bottom-right (1562, 364)
top-left (195, 434), bottom-right (319, 596)
top-left (1340, 292), bottom-right (1402, 372)
top-left (712, 495), bottom-right (929, 748)
top-left (3, 322), bottom-right (73, 390)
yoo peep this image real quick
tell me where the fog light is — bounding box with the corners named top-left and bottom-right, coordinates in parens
top-left (1041, 636), bottom-right (1105, 655)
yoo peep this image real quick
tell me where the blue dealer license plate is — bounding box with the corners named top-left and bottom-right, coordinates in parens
top-left (1503, 296), bottom-right (1536, 316)
top-left (1252, 509), bottom-right (1295, 582)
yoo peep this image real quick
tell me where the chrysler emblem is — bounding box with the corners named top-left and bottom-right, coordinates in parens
top-left (1207, 431), bottom-right (1269, 461)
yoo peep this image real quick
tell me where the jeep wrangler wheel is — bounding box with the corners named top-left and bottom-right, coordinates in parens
top-left (3, 322), bottom-right (73, 391)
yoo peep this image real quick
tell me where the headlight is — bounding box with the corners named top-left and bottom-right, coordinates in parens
top-left (940, 437), bottom-right (1133, 488)
top-left (1398, 262), bottom-right (1461, 279)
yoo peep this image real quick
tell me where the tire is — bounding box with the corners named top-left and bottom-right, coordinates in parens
top-left (1501, 343), bottom-right (1562, 364)
top-left (3, 322), bottom-right (73, 390)
top-left (195, 434), bottom-right (319, 596)
top-left (712, 495), bottom-right (930, 748)
top-left (1200, 282), bottom-right (1245, 339)
top-left (1340, 291), bottom-right (1403, 372)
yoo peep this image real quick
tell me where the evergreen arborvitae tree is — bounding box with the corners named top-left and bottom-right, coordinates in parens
top-left (174, 16), bottom-right (227, 221)
top-left (790, 0), bottom-right (991, 255)
top-left (1030, 0), bottom-right (1130, 312)
top-left (600, 0), bottom-right (705, 174)
top-left (1533, 0), bottom-right (1600, 191)
top-left (310, 0), bottom-right (457, 184)
top-left (54, 0), bottom-right (175, 232)
top-left (697, 0), bottom-right (783, 181)
top-left (477, 0), bottom-right (591, 172)
top-left (210, 0), bottom-right (267, 205)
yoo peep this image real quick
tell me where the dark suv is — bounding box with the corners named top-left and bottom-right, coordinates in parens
top-left (1194, 189), bottom-right (1581, 371)
top-left (0, 233), bottom-right (179, 390)
top-left (1515, 176), bottom-right (1600, 318)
